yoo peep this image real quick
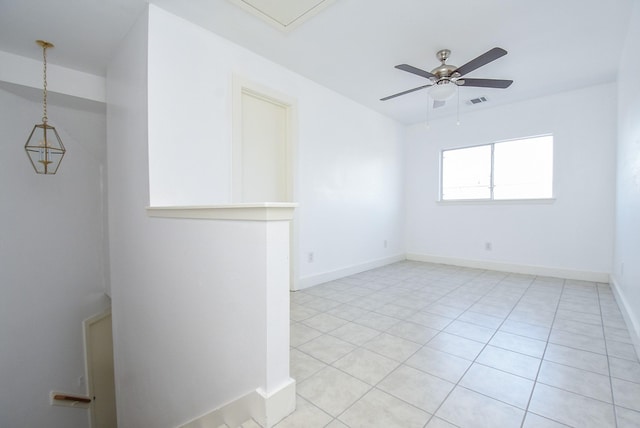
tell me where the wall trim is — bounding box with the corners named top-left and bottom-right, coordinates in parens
top-left (609, 275), bottom-right (640, 359)
top-left (254, 378), bottom-right (296, 428)
top-left (179, 379), bottom-right (295, 428)
top-left (406, 253), bottom-right (610, 283)
top-left (146, 203), bottom-right (297, 221)
top-left (231, 74), bottom-right (298, 204)
top-left (297, 254), bottom-right (405, 290)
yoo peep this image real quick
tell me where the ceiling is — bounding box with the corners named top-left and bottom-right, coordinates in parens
top-left (226, 0), bottom-right (337, 30)
top-left (0, 0), bottom-right (633, 124)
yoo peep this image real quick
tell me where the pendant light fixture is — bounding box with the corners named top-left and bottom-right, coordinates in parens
top-left (24, 40), bottom-right (65, 175)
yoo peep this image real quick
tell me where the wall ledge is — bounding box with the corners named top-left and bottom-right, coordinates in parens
top-left (146, 203), bottom-right (297, 221)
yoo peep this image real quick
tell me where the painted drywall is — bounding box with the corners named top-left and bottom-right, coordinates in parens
top-left (613, 1), bottom-right (640, 351)
top-left (108, 9), bottom-right (293, 427)
top-left (146, 6), bottom-right (405, 288)
top-left (0, 86), bottom-right (109, 425)
top-left (296, 87), bottom-right (405, 286)
top-left (405, 83), bottom-right (617, 277)
top-left (0, 50), bottom-right (106, 103)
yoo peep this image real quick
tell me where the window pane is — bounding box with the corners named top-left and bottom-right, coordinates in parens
top-left (442, 145), bottom-right (492, 200)
top-left (493, 136), bottom-right (553, 199)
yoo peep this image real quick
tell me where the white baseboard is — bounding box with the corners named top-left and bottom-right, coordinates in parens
top-left (296, 254), bottom-right (405, 290)
top-left (179, 379), bottom-right (296, 428)
top-left (178, 391), bottom-right (255, 428)
top-left (253, 378), bottom-right (296, 428)
top-left (609, 275), bottom-right (640, 359)
top-left (405, 253), bottom-right (610, 283)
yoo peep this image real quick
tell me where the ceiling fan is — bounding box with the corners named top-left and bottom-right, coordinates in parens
top-left (381, 47), bottom-right (513, 107)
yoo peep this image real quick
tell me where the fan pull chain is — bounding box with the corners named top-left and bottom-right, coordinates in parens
top-left (426, 94), bottom-right (430, 129)
top-left (456, 85), bottom-right (460, 126)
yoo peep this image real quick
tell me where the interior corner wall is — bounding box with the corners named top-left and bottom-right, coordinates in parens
top-left (405, 83), bottom-right (617, 278)
top-left (146, 5), bottom-right (406, 288)
top-left (108, 8), bottom-right (273, 427)
top-left (613, 1), bottom-right (640, 351)
top-left (0, 83), bottom-right (109, 425)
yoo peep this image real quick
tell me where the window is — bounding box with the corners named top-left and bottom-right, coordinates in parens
top-left (441, 135), bottom-right (553, 201)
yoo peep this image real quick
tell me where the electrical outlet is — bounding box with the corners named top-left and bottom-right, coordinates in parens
top-left (485, 242), bottom-right (492, 251)
top-left (308, 252), bottom-right (314, 263)
top-left (384, 239), bottom-right (388, 248)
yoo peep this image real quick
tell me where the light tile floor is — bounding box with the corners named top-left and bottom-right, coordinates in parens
top-left (279, 261), bottom-right (640, 428)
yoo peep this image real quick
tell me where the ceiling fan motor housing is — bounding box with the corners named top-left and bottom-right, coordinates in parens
top-left (432, 49), bottom-right (457, 79)
top-left (432, 64), bottom-right (457, 79)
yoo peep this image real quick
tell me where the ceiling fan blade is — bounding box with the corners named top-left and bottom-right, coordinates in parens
top-left (395, 64), bottom-right (436, 80)
top-left (380, 84), bottom-right (432, 101)
top-left (454, 47), bottom-right (508, 77)
top-left (433, 100), bottom-right (446, 109)
top-left (459, 78), bottom-right (513, 88)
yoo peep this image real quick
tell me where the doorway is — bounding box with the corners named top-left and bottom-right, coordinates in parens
top-left (84, 310), bottom-right (117, 428)
top-left (232, 77), bottom-right (299, 289)
top-left (233, 83), bottom-right (294, 202)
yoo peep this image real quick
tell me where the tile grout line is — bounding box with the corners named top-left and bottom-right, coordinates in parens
top-left (300, 266), bottom-right (531, 427)
top-left (308, 283), bottom-right (486, 424)
top-left (290, 264), bottom-right (635, 428)
top-left (421, 272), bottom-right (540, 428)
top-left (597, 282), bottom-right (619, 428)
top-left (519, 278), bottom-right (567, 428)
top-left (521, 280), bottom-right (580, 428)
top-left (289, 265), bottom-right (455, 426)
top-left (325, 266), bottom-right (492, 427)
top-left (384, 266), bottom-right (505, 428)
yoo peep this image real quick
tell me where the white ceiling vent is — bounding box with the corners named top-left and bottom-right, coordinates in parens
top-left (228, 0), bottom-right (337, 32)
top-left (466, 96), bottom-right (489, 105)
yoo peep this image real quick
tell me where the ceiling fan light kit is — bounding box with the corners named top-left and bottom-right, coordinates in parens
top-left (381, 47), bottom-right (513, 107)
top-left (429, 80), bottom-right (457, 101)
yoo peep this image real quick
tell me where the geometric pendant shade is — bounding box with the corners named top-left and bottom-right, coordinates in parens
top-left (24, 122), bottom-right (66, 174)
top-left (24, 40), bottom-right (65, 175)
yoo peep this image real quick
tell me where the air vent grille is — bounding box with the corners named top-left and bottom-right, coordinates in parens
top-left (467, 96), bottom-right (488, 105)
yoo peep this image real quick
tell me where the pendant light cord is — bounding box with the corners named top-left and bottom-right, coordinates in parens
top-left (42, 43), bottom-right (48, 123)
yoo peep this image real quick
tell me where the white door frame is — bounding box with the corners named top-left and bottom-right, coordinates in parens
top-left (232, 75), bottom-right (299, 290)
top-left (84, 309), bottom-right (117, 428)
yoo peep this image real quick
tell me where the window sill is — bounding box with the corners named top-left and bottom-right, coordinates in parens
top-left (437, 198), bottom-right (556, 205)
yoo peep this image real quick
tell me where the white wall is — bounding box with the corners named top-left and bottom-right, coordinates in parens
top-left (0, 50), bottom-right (106, 103)
top-left (108, 9), bottom-right (292, 427)
top-left (297, 89), bottom-right (405, 285)
top-left (405, 83), bottom-right (617, 279)
top-left (146, 6), bottom-right (406, 288)
top-left (0, 86), bottom-right (109, 426)
top-left (613, 1), bottom-right (640, 351)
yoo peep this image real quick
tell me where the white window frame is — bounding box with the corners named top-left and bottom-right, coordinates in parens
top-left (439, 135), bottom-right (555, 203)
